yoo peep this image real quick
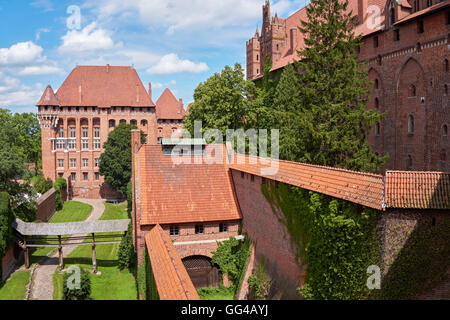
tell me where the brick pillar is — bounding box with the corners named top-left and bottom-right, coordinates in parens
top-left (131, 130), bottom-right (142, 258)
top-left (147, 109), bottom-right (158, 145)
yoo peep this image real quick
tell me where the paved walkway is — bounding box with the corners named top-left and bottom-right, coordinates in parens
top-left (29, 198), bottom-right (105, 300)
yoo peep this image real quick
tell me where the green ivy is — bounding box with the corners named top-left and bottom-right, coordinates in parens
top-left (53, 178), bottom-right (67, 211)
top-left (262, 181), bottom-right (380, 300)
top-left (248, 258), bottom-right (271, 300)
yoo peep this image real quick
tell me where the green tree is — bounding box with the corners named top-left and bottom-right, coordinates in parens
top-left (0, 192), bottom-right (14, 281)
top-left (99, 123), bottom-right (145, 196)
top-left (295, 0), bottom-right (385, 172)
top-left (184, 63), bottom-right (257, 137)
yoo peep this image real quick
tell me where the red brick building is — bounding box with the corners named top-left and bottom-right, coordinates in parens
top-left (247, 0), bottom-right (450, 172)
top-left (36, 65), bottom-right (188, 199)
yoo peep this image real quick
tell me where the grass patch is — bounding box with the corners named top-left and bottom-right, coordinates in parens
top-left (49, 201), bottom-right (93, 223)
top-left (0, 271), bottom-right (31, 300)
top-left (197, 286), bottom-right (235, 300)
top-left (53, 203), bottom-right (136, 300)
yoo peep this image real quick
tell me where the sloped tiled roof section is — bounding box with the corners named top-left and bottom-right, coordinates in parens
top-left (54, 65), bottom-right (155, 107)
top-left (228, 154), bottom-right (385, 210)
top-left (155, 88), bottom-right (185, 120)
top-left (269, 0), bottom-right (388, 72)
top-left (139, 145), bottom-right (242, 225)
top-left (145, 225), bottom-right (200, 300)
top-left (385, 171), bottom-right (450, 209)
top-left (36, 85), bottom-right (60, 106)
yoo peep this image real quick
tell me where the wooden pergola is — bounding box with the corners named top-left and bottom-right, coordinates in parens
top-left (12, 219), bottom-right (130, 273)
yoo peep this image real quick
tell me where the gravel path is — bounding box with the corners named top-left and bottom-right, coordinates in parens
top-left (29, 198), bottom-right (105, 300)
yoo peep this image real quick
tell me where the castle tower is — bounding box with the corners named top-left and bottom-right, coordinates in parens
top-left (246, 28), bottom-right (261, 79)
top-left (36, 85), bottom-right (60, 182)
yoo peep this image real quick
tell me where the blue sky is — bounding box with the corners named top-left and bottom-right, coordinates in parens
top-left (0, 0), bottom-right (309, 113)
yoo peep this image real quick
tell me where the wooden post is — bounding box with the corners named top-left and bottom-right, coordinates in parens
top-left (58, 235), bottom-right (64, 271)
top-left (24, 236), bottom-right (30, 269)
top-left (92, 233), bottom-right (97, 274)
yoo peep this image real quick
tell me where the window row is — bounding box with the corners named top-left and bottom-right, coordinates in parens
top-left (58, 158), bottom-right (100, 169)
top-left (53, 139), bottom-right (101, 150)
top-left (108, 119), bottom-right (148, 128)
top-left (169, 223), bottom-right (228, 236)
top-left (58, 127), bottom-right (100, 138)
top-left (69, 172), bottom-right (100, 181)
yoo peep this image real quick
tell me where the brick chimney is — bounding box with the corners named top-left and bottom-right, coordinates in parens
top-left (106, 64), bottom-right (110, 73)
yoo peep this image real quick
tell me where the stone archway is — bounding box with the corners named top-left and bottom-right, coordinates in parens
top-left (182, 255), bottom-right (220, 288)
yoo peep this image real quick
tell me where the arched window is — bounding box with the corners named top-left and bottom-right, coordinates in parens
top-left (375, 97), bottom-right (379, 109)
top-left (141, 120), bottom-right (147, 127)
top-left (375, 79), bottom-right (379, 90)
top-left (120, 119), bottom-right (126, 124)
top-left (375, 122), bottom-right (381, 136)
top-left (256, 54), bottom-right (259, 61)
top-left (130, 119), bottom-right (137, 126)
top-left (407, 155), bottom-right (413, 169)
top-left (445, 59), bottom-right (449, 72)
top-left (408, 115), bottom-right (415, 134)
top-left (109, 120), bottom-right (116, 128)
top-left (409, 84), bottom-right (416, 97)
top-left (444, 124), bottom-right (448, 137)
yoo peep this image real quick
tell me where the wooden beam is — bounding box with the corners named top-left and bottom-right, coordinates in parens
top-left (24, 236), bottom-right (30, 269)
top-left (92, 233), bottom-right (97, 274)
top-left (58, 235), bottom-right (64, 271)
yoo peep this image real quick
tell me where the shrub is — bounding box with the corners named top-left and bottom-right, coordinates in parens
top-left (118, 221), bottom-right (136, 271)
top-left (32, 175), bottom-right (53, 194)
top-left (248, 260), bottom-right (271, 300)
top-left (63, 267), bottom-right (91, 300)
top-left (53, 178), bottom-right (67, 211)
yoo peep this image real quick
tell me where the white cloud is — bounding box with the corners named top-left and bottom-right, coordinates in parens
top-left (147, 54), bottom-right (208, 75)
top-left (58, 22), bottom-right (116, 54)
top-left (30, 0), bottom-right (54, 12)
top-left (36, 28), bottom-right (50, 41)
top-left (0, 73), bottom-right (43, 107)
top-left (0, 41), bottom-right (43, 66)
top-left (152, 82), bottom-right (163, 89)
top-left (17, 65), bottom-right (64, 76)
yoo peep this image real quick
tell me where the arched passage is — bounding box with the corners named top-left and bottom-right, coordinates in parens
top-left (182, 255), bottom-right (220, 288)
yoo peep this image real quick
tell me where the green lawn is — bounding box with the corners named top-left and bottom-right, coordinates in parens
top-left (49, 201), bottom-right (93, 223)
top-left (53, 203), bottom-right (137, 300)
top-left (0, 271), bottom-right (31, 300)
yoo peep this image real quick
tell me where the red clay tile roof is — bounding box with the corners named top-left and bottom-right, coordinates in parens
top-left (395, 1), bottom-right (450, 26)
top-left (139, 144), bottom-right (241, 225)
top-left (385, 171), bottom-right (450, 209)
top-left (269, 0), bottom-right (388, 72)
top-left (145, 225), bottom-right (200, 300)
top-left (36, 85), bottom-right (60, 106)
top-left (155, 88), bottom-right (185, 120)
top-left (228, 154), bottom-right (385, 210)
top-left (52, 65), bottom-right (155, 107)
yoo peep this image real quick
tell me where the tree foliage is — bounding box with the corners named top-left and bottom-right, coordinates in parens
top-left (0, 192), bottom-right (14, 281)
top-left (290, 0), bottom-right (385, 172)
top-left (184, 63), bottom-right (257, 137)
top-left (63, 267), bottom-right (91, 300)
top-left (99, 123), bottom-right (145, 196)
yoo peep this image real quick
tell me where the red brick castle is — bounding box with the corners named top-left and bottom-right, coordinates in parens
top-left (36, 65), bottom-right (187, 199)
top-left (247, 0), bottom-right (450, 172)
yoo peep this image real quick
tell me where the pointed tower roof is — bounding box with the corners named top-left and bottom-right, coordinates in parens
top-left (155, 88), bottom-right (185, 120)
top-left (254, 27), bottom-right (259, 38)
top-left (36, 85), bottom-right (60, 106)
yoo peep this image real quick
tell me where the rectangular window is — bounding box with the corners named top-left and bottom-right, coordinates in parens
top-left (394, 29), bottom-right (400, 41)
top-left (82, 158), bottom-right (88, 167)
top-left (58, 127), bottom-right (64, 138)
top-left (373, 36), bottom-right (379, 48)
top-left (71, 173), bottom-right (76, 181)
top-left (82, 139), bottom-right (89, 150)
top-left (95, 158), bottom-right (99, 167)
top-left (68, 139), bottom-right (76, 149)
top-left (418, 20), bottom-right (424, 33)
top-left (219, 223), bottom-right (228, 233)
top-left (170, 226), bottom-right (179, 236)
top-left (58, 159), bottom-right (64, 168)
top-left (70, 158), bottom-right (76, 168)
top-left (94, 127), bottom-right (100, 138)
top-left (56, 139), bottom-right (65, 150)
top-left (82, 127), bottom-right (88, 138)
top-left (94, 139), bottom-right (101, 149)
top-left (83, 172), bottom-right (88, 181)
top-left (195, 225), bottom-right (204, 234)
top-left (70, 127), bottom-right (76, 138)
top-left (95, 172), bottom-right (100, 181)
